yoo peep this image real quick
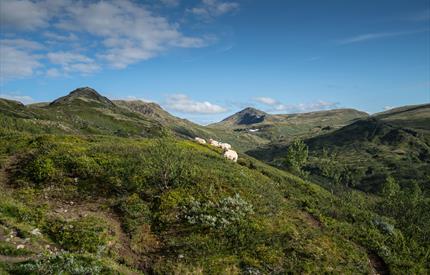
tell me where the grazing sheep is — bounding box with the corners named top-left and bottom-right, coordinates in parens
top-left (220, 143), bottom-right (232, 150)
top-left (195, 137), bottom-right (206, 144)
top-left (209, 138), bottom-right (221, 147)
top-left (223, 149), bottom-right (238, 162)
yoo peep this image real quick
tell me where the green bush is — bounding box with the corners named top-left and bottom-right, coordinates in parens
top-left (181, 194), bottom-right (254, 230)
top-left (44, 216), bottom-right (112, 254)
top-left (115, 193), bottom-right (151, 233)
top-left (0, 243), bottom-right (32, 256)
top-left (10, 252), bottom-right (117, 275)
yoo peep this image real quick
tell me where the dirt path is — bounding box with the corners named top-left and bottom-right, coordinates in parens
top-left (368, 252), bottom-right (390, 275)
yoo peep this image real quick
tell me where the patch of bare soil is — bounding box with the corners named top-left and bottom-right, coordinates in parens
top-left (368, 252), bottom-right (389, 275)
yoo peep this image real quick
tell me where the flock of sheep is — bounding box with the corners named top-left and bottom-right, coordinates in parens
top-left (194, 137), bottom-right (238, 162)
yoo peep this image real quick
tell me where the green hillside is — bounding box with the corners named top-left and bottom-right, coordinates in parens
top-left (248, 104), bottom-right (430, 193)
top-left (0, 90), bottom-right (428, 274)
top-left (210, 107), bottom-right (368, 143)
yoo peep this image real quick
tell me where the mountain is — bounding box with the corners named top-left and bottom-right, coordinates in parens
top-left (248, 103), bottom-right (430, 194)
top-left (217, 107), bottom-right (271, 126)
top-left (0, 88), bottom-right (267, 151)
top-left (50, 87), bottom-right (115, 107)
top-left (210, 107), bottom-right (368, 143)
top-left (114, 100), bottom-right (176, 122)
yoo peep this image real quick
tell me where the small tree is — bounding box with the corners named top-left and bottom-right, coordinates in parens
top-left (143, 137), bottom-right (194, 191)
top-left (284, 139), bottom-right (308, 174)
top-left (380, 175), bottom-right (400, 198)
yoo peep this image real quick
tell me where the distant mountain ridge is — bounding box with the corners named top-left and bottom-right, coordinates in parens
top-left (0, 87), bottom-right (268, 151)
top-left (210, 106), bottom-right (368, 143)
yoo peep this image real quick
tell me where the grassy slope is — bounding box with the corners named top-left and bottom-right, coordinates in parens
top-left (210, 108), bottom-right (368, 144)
top-left (248, 104), bottom-right (430, 193)
top-left (0, 128), bottom-right (428, 273)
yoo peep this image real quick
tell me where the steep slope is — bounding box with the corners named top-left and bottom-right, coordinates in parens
top-left (248, 104), bottom-right (430, 194)
top-left (374, 103), bottom-right (430, 131)
top-left (210, 107), bottom-right (368, 143)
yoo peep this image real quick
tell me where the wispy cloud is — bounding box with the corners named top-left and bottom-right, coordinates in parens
top-left (165, 94), bottom-right (227, 114)
top-left (337, 29), bottom-right (429, 45)
top-left (122, 96), bottom-right (156, 103)
top-left (189, 0), bottom-right (239, 21)
top-left (254, 97), bottom-right (279, 106)
top-left (254, 96), bottom-right (339, 113)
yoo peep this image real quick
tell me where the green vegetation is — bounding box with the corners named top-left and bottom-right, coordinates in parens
top-left (210, 107), bottom-right (368, 143)
top-left (284, 139), bottom-right (308, 175)
top-left (0, 89), bottom-right (428, 274)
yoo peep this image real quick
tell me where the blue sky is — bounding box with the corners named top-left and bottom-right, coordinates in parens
top-left (0, 0), bottom-right (429, 124)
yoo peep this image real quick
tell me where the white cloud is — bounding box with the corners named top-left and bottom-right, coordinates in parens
top-left (0, 0), bottom-right (216, 80)
top-left (55, 0), bottom-right (209, 68)
top-left (46, 51), bottom-right (100, 75)
top-left (0, 94), bottom-right (34, 104)
top-left (383, 106), bottom-right (394, 111)
top-left (47, 52), bottom-right (92, 65)
top-left (165, 94), bottom-right (227, 114)
top-left (0, 39), bottom-right (45, 50)
top-left (189, 0), bottom-right (239, 20)
top-left (338, 29), bottom-right (429, 45)
top-left (254, 97), bottom-right (279, 106)
top-left (43, 31), bottom-right (78, 42)
top-left (0, 0), bottom-right (48, 30)
top-left (0, 44), bottom-right (43, 82)
top-left (254, 97), bottom-right (339, 113)
top-left (122, 96), bottom-right (155, 103)
top-left (279, 101), bottom-right (339, 113)
top-left (46, 68), bottom-right (61, 77)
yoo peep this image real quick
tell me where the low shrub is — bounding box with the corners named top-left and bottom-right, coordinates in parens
top-left (44, 216), bottom-right (112, 254)
top-left (181, 194), bottom-right (254, 230)
top-left (10, 252), bottom-right (117, 275)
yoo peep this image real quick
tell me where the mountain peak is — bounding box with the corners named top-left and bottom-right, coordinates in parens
top-left (238, 107), bottom-right (267, 115)
top-left (50, 87), bottom-right (114, 107)
top-left (221, 107), bottom-right (268, 125)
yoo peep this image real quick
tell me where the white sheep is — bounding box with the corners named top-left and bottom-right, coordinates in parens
top-left (220, 143), bottom-right (232, 150)
top-left (194, 137), bottom-right (206, 144)
top-left (209, 138), bottom-right (221, 147)
top-left (223, 149), bottom-right (238, 162)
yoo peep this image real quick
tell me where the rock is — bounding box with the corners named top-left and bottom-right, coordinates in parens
top-left (16, 244), bottom-right (25, 249)
top-left (31, 228), bottom-right (42, 236)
